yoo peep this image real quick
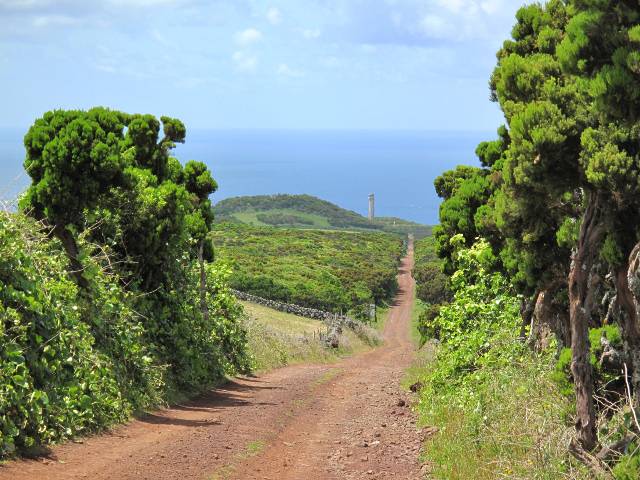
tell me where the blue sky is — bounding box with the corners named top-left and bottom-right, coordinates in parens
top-left (0, 0), bottom-right (525, 131)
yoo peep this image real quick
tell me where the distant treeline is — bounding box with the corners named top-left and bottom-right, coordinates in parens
top-left (256, 212), bottom-right (314, 226)
top-left (215, 194), bottom-right (375, 229)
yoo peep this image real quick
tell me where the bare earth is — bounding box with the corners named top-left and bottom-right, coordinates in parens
top-left (0, 243), bottom-right (425, 480)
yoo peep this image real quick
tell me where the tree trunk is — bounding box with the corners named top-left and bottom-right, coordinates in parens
top-left (519, 295), bottom-right (535, 341)
top-left (52, 224), bottom-right (88, 289)
top-left (614, 243), bottom-right (640, 407)
top-left (529, 282), bottom-right (570, 350)
top-left (198, 240), bottom-right (209, 324)
top-left (568, 193), bottom-right (604, 451)
top-left (530, 290), bottom-right (553, 351)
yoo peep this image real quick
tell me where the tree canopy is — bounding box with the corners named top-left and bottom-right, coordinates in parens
top-left (430, 0), bottom-right (640, 456)
top-left (22, 108), bottom-right (217, 290)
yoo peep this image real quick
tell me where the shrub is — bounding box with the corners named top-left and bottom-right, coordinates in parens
top-left (0, 213), bottom-right (162, 456)
top-left (415, 238), bottom-right (590, 479)
top-left (552, 324), bottom-right (623, 399)
top-left (0, 212), bottom-right (249, 457)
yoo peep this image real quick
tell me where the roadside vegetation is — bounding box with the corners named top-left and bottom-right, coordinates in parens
top-left (0, 109), bottom-right (401, 462)
top-left (211, 222), bottom-right (404, 318)
top-left (414, 1), bottom-right (640, 478)
top-left (0, 110), bottom-right (249, 458)
top-left (214, 194), bottom-right (432, 238)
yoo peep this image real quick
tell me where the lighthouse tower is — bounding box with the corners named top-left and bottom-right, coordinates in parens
top-left (368, 193), bottom-right (375, 221)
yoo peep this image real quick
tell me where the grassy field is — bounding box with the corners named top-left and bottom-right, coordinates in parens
top-left (242, 301), bottom-right (376, 372)
top-left (231, 208), bottom-right (332, 229)
top-left (212, 222), bottom-right (404, 316)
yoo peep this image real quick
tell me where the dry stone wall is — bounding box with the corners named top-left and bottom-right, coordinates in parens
top-left (231, 289), bottom-right (362, 331)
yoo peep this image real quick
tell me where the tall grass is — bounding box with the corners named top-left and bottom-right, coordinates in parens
top-left (241, 301), bottom-right (375, 372)
top-left (417, 352), bottom-right (591, 479)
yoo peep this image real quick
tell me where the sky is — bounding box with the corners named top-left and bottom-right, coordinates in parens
top-left (0, 0), bottom-right (525, 131)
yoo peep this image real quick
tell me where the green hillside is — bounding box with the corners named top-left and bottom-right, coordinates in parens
top-left (213, 194), bottom-right (432, 238)
top-left (211, 222), bottom-right (403, 316)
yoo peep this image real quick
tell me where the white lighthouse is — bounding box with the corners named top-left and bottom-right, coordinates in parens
top-left (368, 193), bottom-right (375, 221)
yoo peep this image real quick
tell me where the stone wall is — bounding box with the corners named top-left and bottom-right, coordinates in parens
top-left (231, 289), bottom-right (362, 331)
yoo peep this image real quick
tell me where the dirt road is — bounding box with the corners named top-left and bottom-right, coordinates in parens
top-left (0, 243), bottom-right (424, 480)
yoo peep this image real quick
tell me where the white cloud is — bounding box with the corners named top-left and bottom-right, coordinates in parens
top-left (300, 28), bottom-right (321, 39)
top-left (0, 0), bottom-right (52, 9)
top-left (107, 0), bottom-right (183, 7)
top-left (234, 28), bottom-right (262, 46)
top-left (321, 56), bottom-right (341, 68)
top-left (151, 28), bottom-right (171, 46)
top-left (232, 51), bottom-right (257, 72)
top-left (480, 0), bottom-right (503, 14)
top-left (335, 0), bottom-right (513, 45)
top-left (435, 0), bottom-right (473, 14)
top-left (419, 14), bottom-right (454, 40)
top-left (32, 14), bottom-right (81, 28)
top-left (266, 7), bottom-right (281, 25)
top-left (277, 63), bottom-right (303, 78)
top-left (95, 62), bottom-right (116, 73)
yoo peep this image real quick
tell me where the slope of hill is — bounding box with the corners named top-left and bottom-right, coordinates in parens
top-left (213, 194), bottom-right (432, 238)
top-left (211, 222), bottom-right (403, 315)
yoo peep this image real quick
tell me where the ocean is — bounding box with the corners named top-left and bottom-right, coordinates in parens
top-left (0, 128), bottom-right (487, 225)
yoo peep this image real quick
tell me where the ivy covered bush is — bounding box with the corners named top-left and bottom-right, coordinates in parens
top-left (0, 214), bottom-right (160, 456)
top-left (0, 108), bottom-right (249, 457)
top-left (418, 236), bottom-right (523, 397)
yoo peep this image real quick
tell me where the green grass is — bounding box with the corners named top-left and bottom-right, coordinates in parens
top-left (312, 367), bottom-right (343, 387)
top-left (416, 355), bottom-right (590, 480)
top-left (409, 284), bottom-right (428, 347)
top-left (242, 301), bottom-right (375, 372)
top-left (208, 439), bottom-right (267, 479)
top-left (240, 440), bottom-right (266, 459)
top-left (231, 208), bottom-right (331, 228)
top-left (241, 301), bottom-right (326, 336)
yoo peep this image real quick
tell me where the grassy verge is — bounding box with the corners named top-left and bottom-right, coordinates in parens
top-left (407, 241), bottom-right (591, 479)
top-left (242, 301), bottom-right (373, 372)
top-left (410, 291), bottom-right (424, 348)
top-left (371, 305), bottom-right (390, 331)
top-left (415, 352), bottom-right (589, 480)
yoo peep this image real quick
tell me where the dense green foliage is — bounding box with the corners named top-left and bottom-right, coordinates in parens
top-left (419, 239), bottom-right (522, 389)
top-left (0, 109), bottom-right (249, 458)
top-left (0, 213), bottom-right (160, 456)
top-left (256, 212), bottom-right (314, 226)
top-left (415, 239), bottom-right (588, 479)
top-left (418, 0), bottom-right (640, 475)
top-left (0, 213), bottom-right (248, 457)
top-left (211, 222), bottom-right (403, 316)
top-left (413, 236), bottom-right (451, 343)
top-left (21, 108), bottom-right (217, 290)
top-left (214, 194), bottom-right (432, 238)
top-left (413, 236), bottom-right (450, 307)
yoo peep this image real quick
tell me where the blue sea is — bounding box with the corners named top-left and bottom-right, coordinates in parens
top-left (0, 128), bottom-right (487, 225)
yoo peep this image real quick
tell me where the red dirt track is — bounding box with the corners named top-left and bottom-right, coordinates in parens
top-left (0, 242), bottom-right (424, 480)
